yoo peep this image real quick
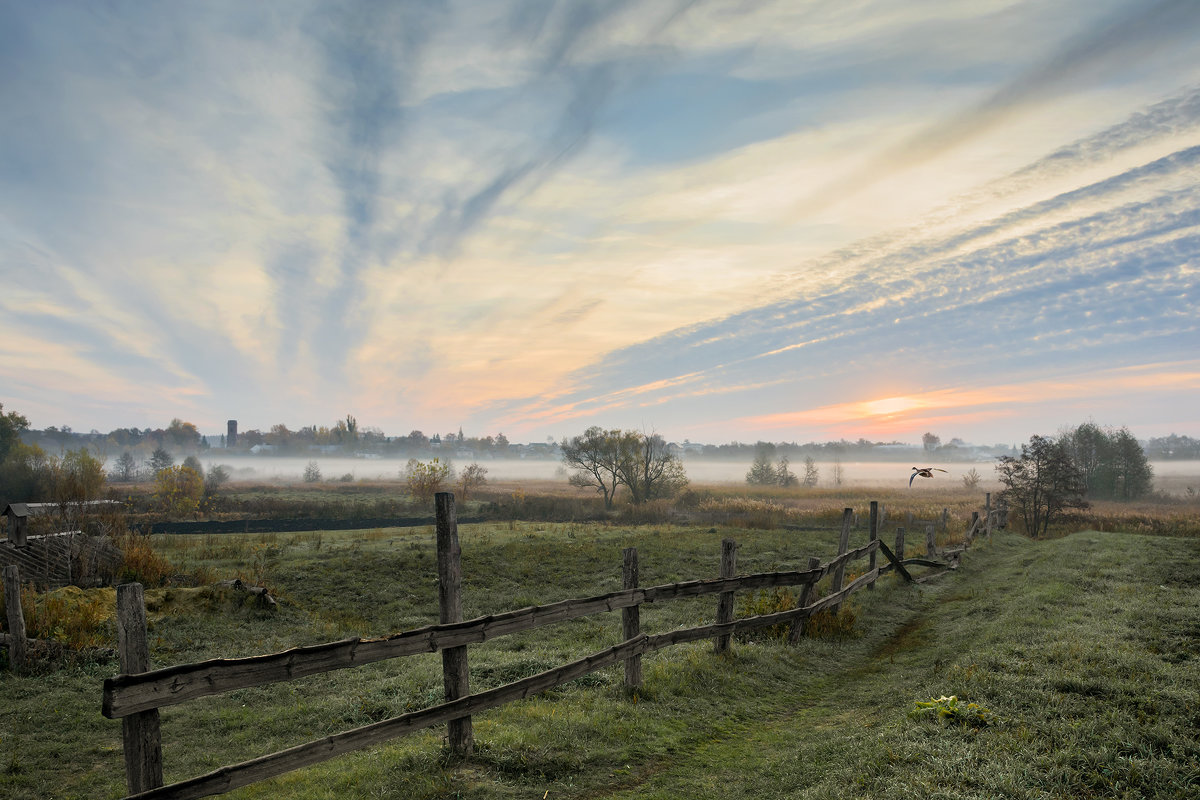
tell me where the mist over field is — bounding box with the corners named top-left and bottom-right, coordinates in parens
top-left (130, 454), bottom-right (1200, 494)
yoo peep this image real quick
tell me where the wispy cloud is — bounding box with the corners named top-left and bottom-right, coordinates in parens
top-left (2, 1), bottom-right (1197, 443)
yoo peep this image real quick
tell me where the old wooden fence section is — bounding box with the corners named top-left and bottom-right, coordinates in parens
top-left (97, 493), bottom-right (1001, 800)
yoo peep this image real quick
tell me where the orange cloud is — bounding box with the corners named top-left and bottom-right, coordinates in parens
top-left (740, 361), bottom-right (1200, 438)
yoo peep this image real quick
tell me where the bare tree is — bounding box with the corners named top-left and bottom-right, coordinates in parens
top-left (776, 456), bottom-right (798, 487)
top-left (458, 463), bottom-right (488, 500)
top-left (561, 427), bottom-right (625, 509)
top-left (802, 456), bottom-right (819, 487)
top-left (563, 428), bottom-right (688, 507)
top-left (113, 451), bottom-right (138, 482)
top-left (615, 432), bottom-right (688, 504)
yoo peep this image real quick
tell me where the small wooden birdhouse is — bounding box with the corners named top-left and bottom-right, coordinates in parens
top-left (3, 503), bottom-right (29, 547)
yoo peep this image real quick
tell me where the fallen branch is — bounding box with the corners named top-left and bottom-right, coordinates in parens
top-left (215, 579), bottom-right (277, 608)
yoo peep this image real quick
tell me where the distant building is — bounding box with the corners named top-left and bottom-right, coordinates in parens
top-left (227, 420), bottom-right (238, 448)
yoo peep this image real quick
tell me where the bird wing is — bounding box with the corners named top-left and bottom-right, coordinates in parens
top-left (933, 468), bottom-right (948, 473)
top-left (909, 472), bottom-right (917, 487)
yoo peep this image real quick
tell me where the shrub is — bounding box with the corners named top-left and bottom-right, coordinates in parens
top-left (154, 465), bottom-right (204, 516)
top-left (404, 458), bottom-right (454, 504)
top-left (0, 585), bottom-right (112, 651)
top-left (115, 532), bottom-right (175, 587)
top-left (736, 588), bottom-right (797, 640)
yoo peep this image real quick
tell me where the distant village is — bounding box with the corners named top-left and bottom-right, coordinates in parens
top-left (18, 417), bottom-right (1199, 466)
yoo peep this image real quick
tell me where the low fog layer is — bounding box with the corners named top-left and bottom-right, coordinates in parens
top-left (117, 456), bottom-right (1200, 493)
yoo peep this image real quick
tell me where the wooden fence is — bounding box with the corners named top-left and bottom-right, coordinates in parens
top-left (94, 493), bottom-right (994, 799)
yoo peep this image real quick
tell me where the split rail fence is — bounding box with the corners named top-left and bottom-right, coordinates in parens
top-left (93, 492), bottom-right (1003, 800)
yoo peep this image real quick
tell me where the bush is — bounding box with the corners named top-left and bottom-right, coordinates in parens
top-left (404, 458), bottom-right (454, 504)
top-left (0, 585), bottom-right (112, 651)
top-left (115, 532), bottom-right (175, 587)
top-left (154, 465), bottom-right (204, 516)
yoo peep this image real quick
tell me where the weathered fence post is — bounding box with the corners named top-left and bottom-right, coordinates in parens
top-left (3, 565), bottom-right (27, 672)
top-left (714, 539), bottom-right (737, 653)
top-left (116, 582), bottom-right (164, 794)
top-left (435, 492), bottom-right (473, 756)
top-left (895, 527), bottom-right (906, 562)
top-left (941, 508), bottom-right (949, 531)
top-left (926, 524), bottom-right (937, 557)
top-left (985, 492), bottom-right (993, 539)
top-left (970, 511), bottom-right (981, 542)
top-left (830, 508), bottom-right (853, 614)
top-left (621, 547), bottom-right (642, 691)
top-left (788, 556), bottom-right (822, 644)
top-left (868, 501), bottom-right (879, 591)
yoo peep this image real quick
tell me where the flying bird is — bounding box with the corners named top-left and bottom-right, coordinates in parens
top-left (910, 467), bottom-right (948, 487)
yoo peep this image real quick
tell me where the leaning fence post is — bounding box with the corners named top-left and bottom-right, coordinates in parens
top-left (830, 508), bottom-right (853, 614)
top-left (788, 556), bottom-right (822, 644)
top-left (895, 527), bottom-right (906, 561)
top-left (435, 492), bottom-right (473, 756)
top-left (926, 524), bottom-right (937, 557)
top-left (3, 565), bottom-right (27, 672)
top-left (622, 547), bottom-right (642, 690)
top-left (868, 501), bottom-right (879, 591)
top-left (117, 582), bottom-right (164, 794)
top-left (714, 539), bottom-right (737, 653)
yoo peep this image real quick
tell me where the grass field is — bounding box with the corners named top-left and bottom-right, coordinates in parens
top-left (2, 503), bottom-right (1199, 799)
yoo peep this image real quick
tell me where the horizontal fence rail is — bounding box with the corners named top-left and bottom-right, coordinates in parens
top-left (103, 541), bottom-right (878, 719)
top-left (103, 494), bottom-right (990, 799)
top-left (123, 568), bottom-right (881, 800)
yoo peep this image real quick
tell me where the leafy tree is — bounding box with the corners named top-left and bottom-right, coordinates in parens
top-left (154, 465), bottom-right (204, 516)
top-left (458, 463), bottom-right (488, 500)
top-left (1106, 427), bottom-right (1154, 500)
top-left (614, 432), bottom-right (688, 504)
top-left (50, 449), bottom-right (106, 503)
top-left (303, 461), bottom-right (322, 482)
top-left (802, 456), bottom-right (820, 487)
top-left (0, 402), bottom-right (30, 463)
top-left (1062, 422), bottom-right (1108, 496)
top-left (165, 418), bottom-right (201, 450)
top-left (114, 451), bottom-right (138, 482)
top-left (404, 458), bottom-right (453, 503)
top-left (561, 426), bottom-right (627, 509)
top-left (922, 432), bottom-right (941, 453)
top-left (746, 447), bottom-right (778, 485)
top-left (996, 435), bottom-right (1088, 537)
top-left (1060, 423), bottom-right (1153, 500)
top-left (149, 447), bottom-right (174, 474)
top-left (0, 442), bottom-right (49, 504)
top-left (182, 455), bottom-right (203, 473)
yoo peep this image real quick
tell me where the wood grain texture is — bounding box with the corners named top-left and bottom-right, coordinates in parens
top-left (117, 583), bottom-right (163, 794)
top-left (3, 565), bottom-right (26, 671)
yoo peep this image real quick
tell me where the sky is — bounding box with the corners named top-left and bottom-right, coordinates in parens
top-left (2, 0), bottom-right (1199, 446)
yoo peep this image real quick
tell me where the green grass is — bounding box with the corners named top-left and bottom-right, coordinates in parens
top-left (2, 521), bottom-right (1199, 799)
